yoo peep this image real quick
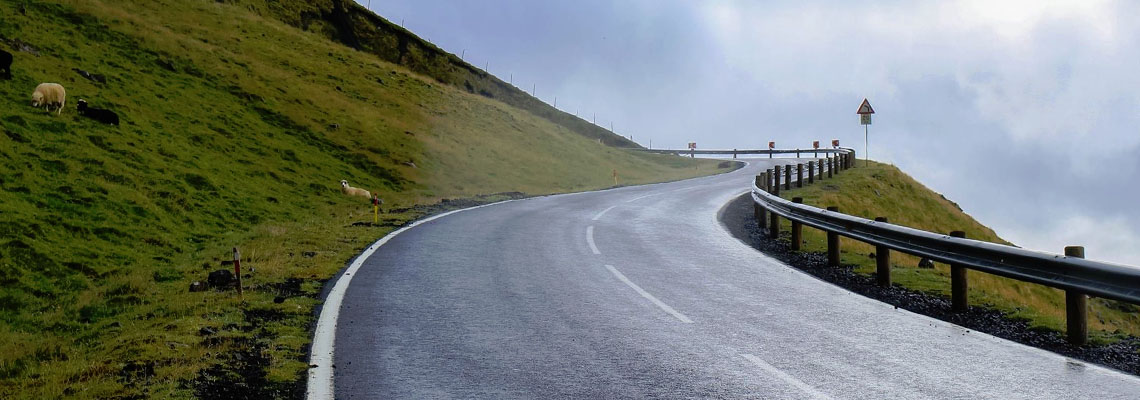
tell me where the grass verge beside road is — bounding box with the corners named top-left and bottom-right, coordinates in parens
top-left (0, 0), bottom-right (728, 397)
top-left (773, 160), bottom-right (1140, 343)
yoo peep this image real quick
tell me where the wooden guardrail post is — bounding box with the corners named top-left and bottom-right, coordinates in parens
top-left (768, 204), bottom-right (780, 239)
top-left (784, 164), bottom-right (791, 190)
top-left (773, 165), bottom-right (781, 196)
top-left (818, 160), bottom-right (825, 180)
top-left (826, 206), bottom-right (840, 267)
top-left (791, 198), bottom-right (804, 250)
top-left (827, 157), bottom-right (834, 179)
top-left (232, 247), bottom-right (243, 296)
top-left (807, 162), bottom-right (815, 184)
top-left (950, 231), bottom-right (968, 312)
top-left (797, 164), bottom-right (804, 188)
top-left (755, 173), bottom-right (767, 224)
top-left (766, 168), bottom-right (775, 193)
top-left (875, 217), bottom-right (890, 287)
top-left (1065, 246), bottom-right (1088, 346)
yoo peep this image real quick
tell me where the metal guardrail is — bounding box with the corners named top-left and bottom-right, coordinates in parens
top-left (749, 148), bottom-right (1140, 344)
top-left (639, 148), bottom-right (853, 157)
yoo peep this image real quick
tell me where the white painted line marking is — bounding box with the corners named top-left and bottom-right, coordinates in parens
top-left (604, 264), bottom-right (693, 323)
top-left (586, 225), bottom-right (601, 255)
top-left (625, 193), bottom-right (662, 203)
top-left (306, 200), bottom-right (519, 400)
top-left (740, 354), bottom-right (834, 400)
top-left (592, 205), bottom-right (617, 221)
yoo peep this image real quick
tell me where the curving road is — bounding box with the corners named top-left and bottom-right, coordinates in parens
top-left (328, 158), bottom-right (1140, 399)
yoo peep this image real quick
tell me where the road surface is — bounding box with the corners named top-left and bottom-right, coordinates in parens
top-left (328, 158), bottom-right (1140, 399)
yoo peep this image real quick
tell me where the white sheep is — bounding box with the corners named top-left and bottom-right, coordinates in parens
top-left (31, 83), bottom-right (66, 115)
top-left (340, 180), bottom-right (371, 199)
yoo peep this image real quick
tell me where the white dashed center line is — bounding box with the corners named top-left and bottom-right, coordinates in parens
top-left (592, 205), bottom-right (617, 221)
top-left (605, 264), bottom-right (693, 323)
top-left (586, 225), bottom-right (601, 255)
top-left (740, 354), bottom-right (834, 400)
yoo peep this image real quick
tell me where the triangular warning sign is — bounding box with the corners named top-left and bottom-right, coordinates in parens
top-left (856, 98), bottom-right (875, 114)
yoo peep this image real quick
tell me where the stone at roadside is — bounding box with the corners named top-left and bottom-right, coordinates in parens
top-left (189, 281), bottom-right (206, 292)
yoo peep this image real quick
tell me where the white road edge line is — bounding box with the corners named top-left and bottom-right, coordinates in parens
top-left (306, 199), bottom-right (519, 400)
top-left (604, 264), bottom-right (693, 323)
top-left (592, 205), bottom-right (617, 221)
top-left (586, 225), bottom-right (601, 255)
top-left (740, 354), bottom-right (834, 400)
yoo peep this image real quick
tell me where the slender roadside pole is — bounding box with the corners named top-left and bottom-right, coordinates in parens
top-left (857, 98), bottom-right (875, 167)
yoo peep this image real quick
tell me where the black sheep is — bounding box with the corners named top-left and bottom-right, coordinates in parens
top-left (0, 49), bottom-right (11, 80)
top-left (77, 99), bottom-right (119, 126)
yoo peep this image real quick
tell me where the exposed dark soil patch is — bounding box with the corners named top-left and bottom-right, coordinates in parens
top-left (191, 335), bottom-right (302, 400)
top-left (719, 193), bottom-right (1140, 376)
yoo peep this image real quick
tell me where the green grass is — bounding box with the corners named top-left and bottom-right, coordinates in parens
top-left (0, 0), bottom-right (727, 398)
top-left (222, 0), bottom-right (641, 148)
top-left (774, 160), bottom-right (1140, 344)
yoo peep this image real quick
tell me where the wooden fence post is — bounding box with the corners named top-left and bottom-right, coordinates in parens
top-left (773, 165), bottom-right (781, 196)
top-left (951, 231), bottom-right (968, 312)
top-left (808, 162), bottom-right (815, 184)
top-left (784, 164), bottom-right (791, 190)
top-left (232, 247), bottom-right (243, 296)
top-left (826, 207), bottom-right (840, 267)
top-left (791, 198), bottom-right (804, 250)
top-left (1065, 246), bottom-right (1088, 346)
top-left (876, 217), bottom-right (890, 287)
top-left (755, 173), bottom-right (767, 225)
top-left (797, 164), bottom-right (804, 188)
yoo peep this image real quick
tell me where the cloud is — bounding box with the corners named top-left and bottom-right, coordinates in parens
top-left (363, 0), bottom-right (1140, 265)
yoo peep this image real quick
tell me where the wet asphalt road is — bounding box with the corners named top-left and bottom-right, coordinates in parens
top-left (332, 158), bottom-right (1140, 399)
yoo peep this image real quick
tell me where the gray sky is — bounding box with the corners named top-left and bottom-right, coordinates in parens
top-left (357, 0), bottom-right (1140, 266)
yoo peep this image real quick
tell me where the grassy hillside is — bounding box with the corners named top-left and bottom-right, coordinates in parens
top-left (218, 0), bottom-right (641, 148)
top-left (776, 160), bottom-right (1140, 342)
top-left (0, 0), bottom-right (726, 398)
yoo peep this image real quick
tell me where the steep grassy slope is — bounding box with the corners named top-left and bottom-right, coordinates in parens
top-left (0, 0), bottom-right (725, 398)
top-left (219, 0), bottom-right (641, 148)
top-left (776, 161), bottom-right (1140, 341)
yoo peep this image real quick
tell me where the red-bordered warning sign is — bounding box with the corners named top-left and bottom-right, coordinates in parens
top-left (856, 98), bottom-right (875, 115)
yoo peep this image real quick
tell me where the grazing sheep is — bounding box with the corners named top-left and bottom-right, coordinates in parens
top-left (77, 99), bottom-right (119, 125)
top-left (30, 83), bottom-right (66, 115)
top-left (0, 49), bottom-right (11, 80)
top-left (340, 180), bottom-right (371, 199)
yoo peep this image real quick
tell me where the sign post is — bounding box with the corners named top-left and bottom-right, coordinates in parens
top-left (856, 98), bottom-right (875, 167)
top-left (768, 141), bottom-right (775, 158)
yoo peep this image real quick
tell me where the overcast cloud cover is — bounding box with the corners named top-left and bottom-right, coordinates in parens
top-left (358, 0), bottom-right (1140, 266)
